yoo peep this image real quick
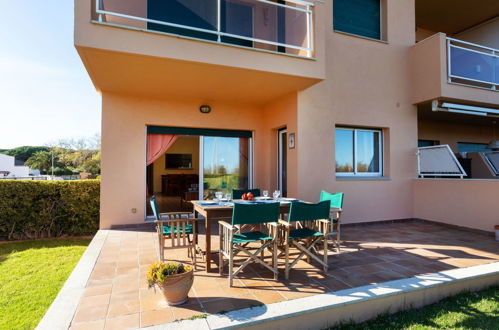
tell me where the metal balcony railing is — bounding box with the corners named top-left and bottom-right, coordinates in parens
top-left (94, 0), bottom-right (314, 58)
top-left (447, 37), bottom-right (498, 91)
top-left (417, 145), bottom-right (467, 178)
top-left (483, 151), bottom-right (499, 176)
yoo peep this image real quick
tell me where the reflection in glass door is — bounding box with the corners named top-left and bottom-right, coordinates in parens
top-left (278, 128), bottom-right (287, 197)
top-left (201, 136), bottom-right (250, 200)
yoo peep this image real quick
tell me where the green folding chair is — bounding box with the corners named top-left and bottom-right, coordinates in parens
top-left (319, 191), bottom-right (344, 252)
top-left (232, 188), bottom-right (261, 199)
top-left (282, 201), bottom-right (331, 280)
top-left (219, 202), bottom-right (280, 286)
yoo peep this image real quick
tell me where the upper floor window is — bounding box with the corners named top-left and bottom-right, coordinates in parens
top-left (336, 127), bottom-right (383, 176)
top-left (333, 0), bottom-right (381, 40)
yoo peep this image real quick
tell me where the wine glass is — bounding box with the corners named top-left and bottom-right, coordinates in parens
top-left (215, 191), bottom-right (223, 201)
top-left (273, 190), bottom-right (281, 200)
top-left (263, 190), bottom-right (269, 198)
top-left (225, 193), bottom-right (231, 201)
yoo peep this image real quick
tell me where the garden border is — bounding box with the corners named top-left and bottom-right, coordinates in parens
top-left (36, 230), bottom-right (109, 330)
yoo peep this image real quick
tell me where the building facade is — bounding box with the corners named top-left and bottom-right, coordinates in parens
top-left (0, 154), bottom-right (31, 178)
top-left (75, 0), bottom-right (499, 232)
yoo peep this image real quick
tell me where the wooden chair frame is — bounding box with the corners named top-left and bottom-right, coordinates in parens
top-left (219, 221), bottom-right (279, 287)
top-left (281, 219), bottom-right (330, 280)
top-left (319, 191), bottom-right (344, 253)
top-left (328, 208), bottom-right (343, 252)
top-left (155, 212), bottom-right (200, 270)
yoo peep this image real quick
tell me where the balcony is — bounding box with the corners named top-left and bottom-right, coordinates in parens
top-left (411, 33), bottom-right (499, 107)
top-left (94, 0), bottom-right (314, 58)
top-left (75, 0), bottom-right (324, 105)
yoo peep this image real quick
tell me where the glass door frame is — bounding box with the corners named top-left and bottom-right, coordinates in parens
top-left (198, 135), bottom-right (254, 200)
top-left (278, 128), bottom-right (287, 197)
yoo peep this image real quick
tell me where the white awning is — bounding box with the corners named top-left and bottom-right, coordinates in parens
top-left (432, 101), bottom-right (499, 117)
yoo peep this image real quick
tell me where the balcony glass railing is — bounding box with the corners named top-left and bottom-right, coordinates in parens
top-left (483, 151), bottom-right (499, 176)
top-left (447, 38), bottom-right (498, 91)
top-left (94, 0), bottom-right (314, 57)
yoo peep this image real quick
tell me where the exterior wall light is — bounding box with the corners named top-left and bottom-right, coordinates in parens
top-left (200, 105), bottom-right (211, 114)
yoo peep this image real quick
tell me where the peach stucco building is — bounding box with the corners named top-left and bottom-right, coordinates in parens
top-left (75, 0), bottom-right (499, 232)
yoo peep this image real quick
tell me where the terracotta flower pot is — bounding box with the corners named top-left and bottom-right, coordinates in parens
top-left (159, 268), bottom-right (194, 306)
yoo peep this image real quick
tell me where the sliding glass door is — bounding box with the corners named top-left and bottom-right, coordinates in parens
top-left (201, 136), bottom-right (251, 200)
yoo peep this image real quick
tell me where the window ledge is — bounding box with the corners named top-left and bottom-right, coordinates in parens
top-left (333, 30), bottom-right (388, 44)
top-left (336, 176), bottom-right (391, 181)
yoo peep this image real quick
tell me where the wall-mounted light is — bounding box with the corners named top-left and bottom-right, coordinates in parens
top-left (200, 105), bottom-right (211, 114)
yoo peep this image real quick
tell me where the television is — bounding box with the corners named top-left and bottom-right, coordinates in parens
top-left (165, 153), bottom-right (192, 169)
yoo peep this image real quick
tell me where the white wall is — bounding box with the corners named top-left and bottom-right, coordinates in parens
top-left (0, 154), bottom-right (31, 178)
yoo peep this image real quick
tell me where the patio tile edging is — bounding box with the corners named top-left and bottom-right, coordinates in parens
top-left (36, 230), bottom-right (110, 330)
top-left (146, 261), bottom-right (499, 330)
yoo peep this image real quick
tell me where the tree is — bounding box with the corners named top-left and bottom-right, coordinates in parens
top-left (25, 151), bottom-right (52, 174)
top-left (4, 134), bottom-right (101, 176)
top-left (83, 151), bottom-right (101, 174)
top-left (45, 134), bottom-right (102, 175)
top-left (0, 146), bottom-right (49, 163)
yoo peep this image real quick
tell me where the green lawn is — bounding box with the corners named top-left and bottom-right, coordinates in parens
top-left (333, 286), bottom-right (499, 330)
top-left (0, 238), bottom-right (91, 330)
top-left (204, 173), bottom-right (243, 198)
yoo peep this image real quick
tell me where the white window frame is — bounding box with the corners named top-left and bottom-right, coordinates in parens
top-left (335, 127), bottom-right (383, 177)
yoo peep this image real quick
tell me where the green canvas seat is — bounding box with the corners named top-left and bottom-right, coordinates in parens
top-left (282, 201), bottom-right (331, 279)
top-left (289, 227), bottom-right (323, 240)
top-left (219, 202), bottom-right (280, 286)
top-left (150, 196), bottom-right (199, 269)
top-left (232, 188), bottom-right (261, 199)
top-left (319, 191), bottom-right (344, 252)
top-left (233, 231), bottom-right (273, 244)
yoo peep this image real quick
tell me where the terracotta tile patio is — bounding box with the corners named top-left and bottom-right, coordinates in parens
top-left (69, 221), bottom-right (499, 329)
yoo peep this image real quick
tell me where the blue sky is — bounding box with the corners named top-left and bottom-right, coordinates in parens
top-left (204, 137), bottom-right (242, 173)
top-left (0, 1), bottom-right (101, 149)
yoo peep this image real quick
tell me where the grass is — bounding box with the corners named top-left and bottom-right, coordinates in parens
top-left (187, 313), bottom-right (208, 320)
top-left (204, 173), bottom-right (241, 195)
top-left (0, 238), bottom-right (91, 330)
top-left (333, 286), bottom-right (499, 330)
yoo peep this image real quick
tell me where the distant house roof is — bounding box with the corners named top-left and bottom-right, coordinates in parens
top-left (15, 159), bottom-right (25, 166)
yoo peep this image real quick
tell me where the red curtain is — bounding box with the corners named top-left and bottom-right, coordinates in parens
top-left (146, 134), bottom-right (178, 165)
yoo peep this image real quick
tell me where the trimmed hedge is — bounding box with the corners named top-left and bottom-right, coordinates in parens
top-left (0, 180), bottom-right (99, 240)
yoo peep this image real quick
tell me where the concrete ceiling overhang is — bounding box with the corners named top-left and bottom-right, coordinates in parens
top-left (416, 0), bottom-right (499, 34)
top-left (77, 46), bottom-right (321, 106)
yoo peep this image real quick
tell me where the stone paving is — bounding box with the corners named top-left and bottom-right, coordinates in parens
top-left (69, 221), bottom-right (499, 329)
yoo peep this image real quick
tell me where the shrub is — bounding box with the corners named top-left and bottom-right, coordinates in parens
top-left (147, 262), bottom-right (192, 288)
top-left (0, 180), bottom-right (99, 240)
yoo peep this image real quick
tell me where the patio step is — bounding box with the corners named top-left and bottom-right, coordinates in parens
top-left (154, 261), bottom-right (499, 330)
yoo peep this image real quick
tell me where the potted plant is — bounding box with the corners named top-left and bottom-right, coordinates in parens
top-left (147, 262), bottom-right (194, 306)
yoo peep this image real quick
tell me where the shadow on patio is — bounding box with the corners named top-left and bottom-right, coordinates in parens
top-left (68, 220), bottom-right (499, 329)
